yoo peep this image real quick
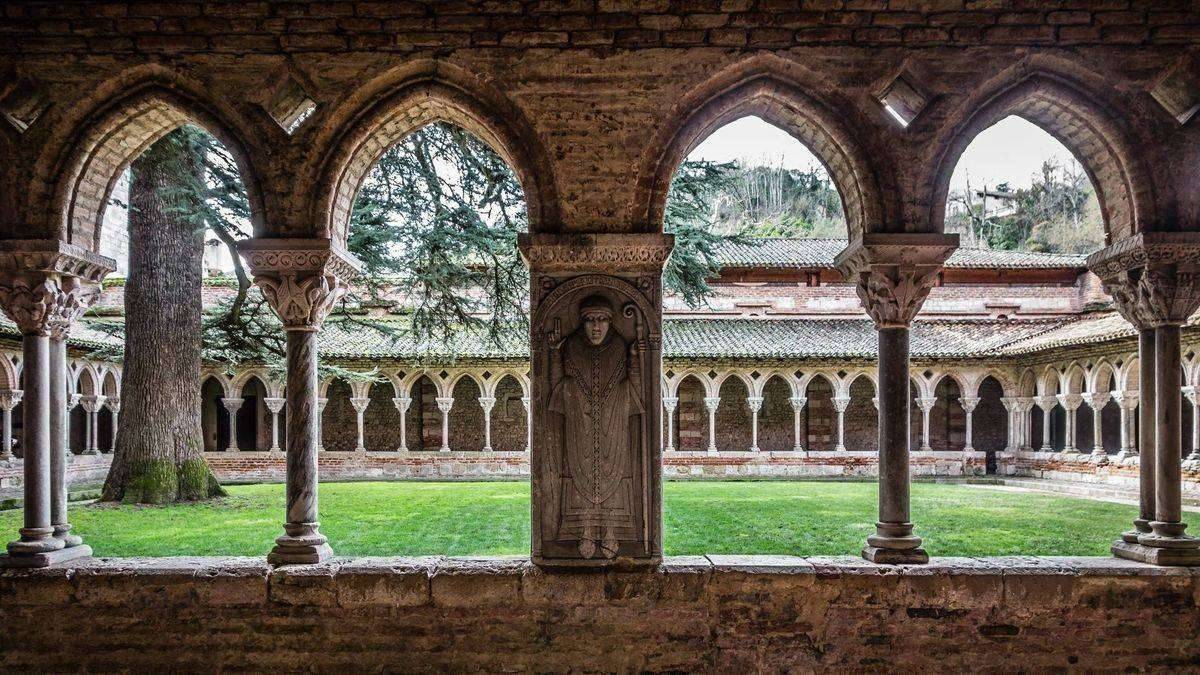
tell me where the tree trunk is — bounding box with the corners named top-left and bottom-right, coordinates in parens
top-left (101, 128), bottom-right (224, 503)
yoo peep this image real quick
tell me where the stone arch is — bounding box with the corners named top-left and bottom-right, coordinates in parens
top-left (483, 368), bottom-right (529, 399)
top-left (408, 373), bottom-right (442, 451)
top-left (758, 374), bottom-right (795, 453)
top-left (1117, 356), bottom-right (1140, 392)
top-left (100, 369), bottom-right (119, 398)
top-left (448, 374), bottom-right (484, 452)
top-left (490, 373), bottom-right (528, 452)
top-left (236, 374), bottom-right (270, 452)
top-left (804, 372), bottom-right (839, 452)
top-left (667, 369), bottom-right (715, 399)
top-left (636, 62), bottom-right (889, 237)
top-left (75, 364), bottom-right (99, 397)
top-left (843, 371), bottom-right (877, 398)
top-left (310, 62), bottom-right (558, 243)
top-left (200, 375), bottom-right (228, 453)
top-left (714, 372), bottom-right (751, 452)
top-left (928, 71), bottom-right (1155, 243)
top-left (1089, 360), bottom-right (1117, 394)
top-left (34, 68), bottom-right (268, 249)
top-left (0, 355), bottom-right (18, 391)
top-left (674, 373), bottom-right (709, 452)
top-left (1061, 364), bottom-right (1087, 395)
top-left (755, 369), bottom-right (800, 398)
top-left (974, 375), bottom-right (1009, 459)
top-left (843, 373), bottom-right (879, 453)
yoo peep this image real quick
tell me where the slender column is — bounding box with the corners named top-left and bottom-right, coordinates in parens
top-left (105, 397), bottom-right (120, 453)
top-left (348, 396), bottom-right (369, 452)
top-left (49, 337), bottom-right (81, 548)
top-left (1133, 330), bottom-right (1157, 541)
top-left (8, 333), bottom-right (60, 561)
top-left (316, 398), bottom-right (328, 452)
top-left (1056, 393), bottom-right (1083, 452)
top-left (837, 233), bottom-right (954, 565)
top-left (67, 394), bottom-right (80, 453)
top-left (79, 396), bottom-right (97, 455)
top-left (264, 397), bottom-right (285, 452)
top-left (239, 237), bottom-right (360, 566)
top-left (998, 397), bottom-right (1017, 451)
top-left (1035, 395), bottom-right (1057, 451)
top-left (746, 396), bottom-right (763, 452)
top-left (436, 397), bottom-right (454, 452)
top-left (520, 395), bottom-right (531, 453)
top-left (1113, 390), bottom-right (1138, 460)
top-left (221, 397), bottom-right (243, 452)
top-left (1185, 387), bottom-right (1200, 462)
top-left (0, 390), bottom-right (20, 462)
top-left (479, 396), bottom-right (496, 452)
top-left (392, 397), bottom-right (411, 452)
top-left (1142, 323), bottom-right (1199, 554)
top-left (831, 396), bottom-right (851, 452)
top-left (661, 397), bottom-right (678, 452)
top-left (1085, 391), bottom-right (1111, 457)
top-left (958, 396), bottom-right (979, 452)
top-left (91, 396), bottom-right (104, 453)
top-left (703, 396), bottom-right (720, 454)
top-left (1018, 397), bottom-right (1036, 451)
top-left (915, 396), bottom-right (936, 451)
top-left (789, 396), bottom-right (807, 452)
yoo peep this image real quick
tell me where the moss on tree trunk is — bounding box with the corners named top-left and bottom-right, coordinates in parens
top-left (100, 128), bottom-right (225, 504)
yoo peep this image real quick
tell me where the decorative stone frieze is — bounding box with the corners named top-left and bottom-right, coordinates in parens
top-left (519, 233), bottom-right (673, 568)
top-left (834, 233), bottom-right (959, 328)
top-left (1088, 232), bottom-right (1200, 328)
top-left (0, 241), bottom-right (113, 337)
top-left (237, 239), bottom-right (362, 331)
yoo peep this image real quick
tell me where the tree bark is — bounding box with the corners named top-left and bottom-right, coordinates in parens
top-left (101, 128), bottom-right (224, 503)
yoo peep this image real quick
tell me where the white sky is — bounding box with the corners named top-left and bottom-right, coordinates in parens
top-left (687, 114), bottom-right (1081, 192)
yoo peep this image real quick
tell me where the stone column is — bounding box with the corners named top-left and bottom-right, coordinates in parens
top-left (519, 232), bottom-right (672, 567)
top-left (316, 398), bottom-right (328, 452)
top-left (238, 238), bottom-right (360, 566)
top-left (959, 396), bottom-right (979, 452)
top-left (831, 396), bottom-right (850, 452)
top-left (0, 390), bottom-right (21, 462)
top-left (392, 396), bottom-right (411, 452)
top-left (348, 397), bottom-right (370, 452)
top-left (479, 396), bottom-right (496, 452)
top-left (1113, 390), bottom-right (1138, 461)
top-left (746, 396), bottom-right (763, 452)
top-left (67, 394), bottom-right (80, 453)
top-left (1018, 397), bottom-right (1036, 451)
top-left (78, 395), bottom-right (97, 455)
top-left (220, 397), bottom-right (243, 452)
top-left (915, 396), bottom-right (936, 451)
top-left (999, 397), bottom-right (1017, 451)
top-left (0, 240), bottom-right (112, 567)
top-left (1085, 392), bottom-right (1111, 457)
top-left (1089, 232), bottom-right (1200, 565)
top-left (836, 233), bottom-right (956, 565)
top-left (105, 397), bottom-right (120, 453)
top-left (661, 396), bottom-right (678, 452)
top-left (1056, 393), bottom-right (1083, 452)
top-left (1185, 387), bottom-right (1200, 462)
top-left (265, 397), bottom-right (285, 452)
top-left (1034, 395), bottom-right (1057, 451)
top-left (520, 395), bottom-right (531, 453)
top-left (703, 396), bottom-right (720, 454)
top-left (789, 396), bottom-right (807, 452)
top-left (435, 397), bottom-right (454, 452)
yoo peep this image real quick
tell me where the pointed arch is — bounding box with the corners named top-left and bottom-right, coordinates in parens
top-left (928, 71), bottom-right (1157, 243)
top-left (309, 61), bottom-right (559, 243)
top-left (634, 59), bottom-right (890, 237)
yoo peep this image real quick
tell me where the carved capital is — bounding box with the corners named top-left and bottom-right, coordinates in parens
top-left (789, 396), bottom-right (807, 411)
top-left (105, 396), bottom-right (120, 414)
top-left (1056, 393), bottom-right (1084, 411)
top-left (0, 241), bottom-right (113, 338)
top-left (237, 239), bottom-right (362, 331)
top-left (392, 396), bottom-right (412, 413)
top-left (746, 396), bottom-right (764, 413)
top-left (0, 389), bottom-right (22, 411)
top-left (1085, 391), bottom-right (1111, 410)
top-left (914, 396), bottom-right (937, 413)
top-left (703, 396), bottom-right (721, 412)
top-left (1113, 390), bottom-right (1139, 410)
top-left (349, 397), bottom-right (371, 413)
top-left (80, 394), bottom-right (106, 414)
top-left (264, 397), bottom-right (286, 414)
top-left (832, 396), bottom-right (851, 413)
top-left (834, 234), bottom-right (957, 328)
top-left (220, 397), bottom-right (244, 413)
top-left (478, 396), bottom-right (497, 413)
top-left (661, 396), bottom-right (679, 413)
top-left (1034, 395), bottom-right (1058, 411)
top-left (436, 396), bottom-right (454, 413)
top-left (958, 396), bottom-right (980, 413)
top-left (1087, 233), bottom-right (1200, 328)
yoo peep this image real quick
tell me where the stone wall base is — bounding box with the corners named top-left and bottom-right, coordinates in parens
top-left (1011, 451), bottom-right (1200, 500)
top-left (1, 556), bottom-right (1197, 671)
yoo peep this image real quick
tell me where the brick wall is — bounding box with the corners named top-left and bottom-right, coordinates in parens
top-left (3, 556), bottom-right (1198, 672)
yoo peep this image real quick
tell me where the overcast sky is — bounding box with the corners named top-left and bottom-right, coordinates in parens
top-left (687, 115), bottom-right (1080, 192)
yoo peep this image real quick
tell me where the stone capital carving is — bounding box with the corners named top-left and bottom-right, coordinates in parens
top-left (661, 396), bottom-right (679, 412)
top-left (1087, 233), bottom-right (1200, 328)
top-left (1034, 395), bottom-right (1058, 411)
top-left (237, 238), bottom-right (362, 332)
top-left (1084, 391), bottom-right (1112, 410)
top-left (80, 394), bottom-right (106, 414)
top-left (1184, 386), bottom-right (1197, 406)
top-left (518, 233), bottom-right (675, 275)
top-left (220, 397), bottom-right (244, 413)
top-left (832, 396), bottom-right (851, 413)
top-left (349, 397), bottom-right (371, 413)
top-left (789, 396), bottom-right (807, 411)
top-left (392, 396), bottom-right (412, 413)
top-left (914, 396), bottom-right (937, 412)
top-left (746, 396), bottom-right (764, 413)
top-left (0, 389), bottom-right (22, 411)
top-left (105, 397), bottom-right (120, 414)
top-left (0, 241), bottom-right (114, 338)
top-left (68, 393), bottom-right (81, 409)
top-left (703, 396), bottom-right (721, 412)
top-left (1056, 393), bottom-right (1084, 411)
top-left (435, 396), bottom-right (454, 413)
top-left (264, 397), bottom-right (286, 414)
top-left (999, 396), bottom-right (1017, 412)
top-left (478, 396), bottom-right (497, 413)
top-left (834, 234), bottom-right (958, 328)
top-left (958, 396), bottom-right (980, 413)
top-left (1113, 390), bottom-right (1139, 410)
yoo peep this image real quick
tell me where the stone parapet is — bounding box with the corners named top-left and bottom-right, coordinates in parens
top-left (2, 555), bottom-right (1198, 671)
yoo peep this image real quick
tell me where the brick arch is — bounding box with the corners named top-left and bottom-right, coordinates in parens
top-left (35, 73), bottom-right (269, 251)
top-left (634, 66), bottom-right (890, 239)
top-left (928, 72), bottom-right (1155, 245)
top-left (311, 67), bottom-right (559, 244)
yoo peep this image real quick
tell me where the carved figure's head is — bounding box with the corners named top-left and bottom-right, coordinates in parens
top-left (579, 295), bottom-right (613, 346)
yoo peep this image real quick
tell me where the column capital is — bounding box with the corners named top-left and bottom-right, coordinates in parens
top-left (1087, 233), bottom-right (1200, 328)
top-left (435, 396), bottom-right (454, 413)
top-left (789, 396), bottom-right (807, 411)
top-left (746, 396), bottom-right (764, 412)
top-left (67, 393), bottom-right (81, 409)
top-left (317, 397), bottom-right (328, 412)
top-left (999, 396), bottom-right (1017, 412)
top-left (834, 233), bottom-right (958, 328)
top-left (1016, 397), bottom-right (1037, 413)
top-left (1112, 389), bottom-right (1139, 409)
top-left (478, 396), bottom-right (497, 412)
top-left (104, 396), bottom-right (120, 414)
top-left (264, 397), bottom-right (286, 414)
top-left (914, 396), bottom-right (937, 412)
top-left (0, 241), bottom-right (114, 338)
top-left (220, 397), bottom-right (244, 413)
top-left (1084, 391), bottom-right (1112, 410)
top-left (831, 395), bottom-right (851, 413)
top-left (237, 238), bottom-right (362, 332)
top-left (0, 389), bottom-right (22, 411)
top-left (1034, 395), bottom-right (1058, 411)
top-left (958, 396), bottom-right (980, 413)
top-left (661, 396), bottom-right (679, 412)
top-left (79, 394), bottom-right (106, 414)
top-left (349, 397), bottom-right (371, 413)
top-left (1056, 393), bottom-right (1084, 411)
top-left (703, 396), bottom-right (721, 412)
top-left (392, 396), bottom-right (411, 412)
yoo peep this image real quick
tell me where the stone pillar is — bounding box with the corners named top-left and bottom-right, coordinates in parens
top-left (0, 240), bottom-right (112, 567)
top-left (220, 397), bottom-right (243, 452)
top-left (831, 396), bottom-right (850, 452)
top-left (1018, 397), bottom-right (1036, 451)
top-left (78, 395), bottom-right (98, 455)
top-left (661, 396), bottom-right (678, 452)
top-left (238, 238), bottom-right (360, 566)
top-left (435, 397), bottom-right (454, 452)
top-left (348, 397), bottom-right (369, 452)
top-left (1034, 395), bottom-right (1057, 451)
top-left (316, 398), bottom-right (328, 452)
top-left (789, 396), bottom-right (807, 452)
top-left (392, 396), bottom-right (411, 452)
top-left (520, 395), bottom-right (531, 453)
top-left (703, 396), bottom-right (720, 454)
top-left (1089, 232), bottom-right (1200, 565)
top-left (836, 233), bottom-right (956, 565)
top-left (746, 396), bottom-right (763, 452)
top-left (479, 396), bottom-right (496, 452)
top-left (0, 390), bottom-right (21, 462)
top-left (519, 232), bottom-right (672, 567)
top-left (67, 394), bottom-right (80, 453)
top-left (959, 396), bottom-right (979, 452)
top-left (999, 397), bottom-right (1016, 451)
top-left (1056, 393), bottom-right (1083, 452)
top-left (1085, 392), bottom-right (1111, 457)
top-left (915, 396), bottom-right (936, 452)
top-left (1185, 387), bottom-right (1200, 462)
top-left (105, 397), bottom-right (120, 453)
top-left (1113, 390), bottom-right (1138, 461)
top-left (265, 397), bottom-right (285, 452)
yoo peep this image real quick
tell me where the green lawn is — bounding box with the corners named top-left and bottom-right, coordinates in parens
top-left (0, 481), bottom-right (1139, 558)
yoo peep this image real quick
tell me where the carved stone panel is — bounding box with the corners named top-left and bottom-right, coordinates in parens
top-left (520, 233), bottom-right (671, 567)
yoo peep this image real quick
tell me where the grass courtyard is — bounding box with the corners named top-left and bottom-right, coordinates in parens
top-left (0, 480), bottom-right (1142, 558)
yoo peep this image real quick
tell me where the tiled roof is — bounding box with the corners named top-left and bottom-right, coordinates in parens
top-left (995, 311), bottom-right (1200, 355)
top-left (712, 238), bottom-right (1090, 270)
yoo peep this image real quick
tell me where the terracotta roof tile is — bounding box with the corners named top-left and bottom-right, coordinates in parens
top-left (713, 238), bottom-right (1089, 270)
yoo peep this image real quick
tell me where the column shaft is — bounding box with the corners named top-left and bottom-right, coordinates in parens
top-left (1, 405), bottom-right (11, 461)
top-left (49, 338), bottom-right (80, 547)
top-left (1151, 326), bottom-right (1183, 532)
top-left (1134, 329), bottom-right (1156, 537)
top-left (7, 336), bottom-right (60, 556)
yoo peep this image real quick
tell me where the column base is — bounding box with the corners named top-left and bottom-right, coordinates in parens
top-left (749, 446), bottom-right (760, 453)
top-left (707, 448), bottom-right (718, 456)
top-left (354, 446), bottom-right (366, 452)
top-left (1114, 450), bottom-right (1134, 461)
top-left (53, 524), bottom-right (83, 548)
top-left (863, 522), bottom-right (928, 564)
top-left (82, 448), bottom-right (99, 456)
top-left (834, 445), bottom-right (847, 452)
top-left (267, 523), bottom-right (334, 565)
top-left (1113, 540), bottom-right (1200, 566)
top-left (862, 545), bottom-right (929, 565)
top-left (482, 446), bottom-right (493, 453)
top-left (0, 542), bottom-right (91, 568)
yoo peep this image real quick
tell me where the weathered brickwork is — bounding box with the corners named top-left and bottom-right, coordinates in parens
top-left (1, 556), bottom-right (1198, 672)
